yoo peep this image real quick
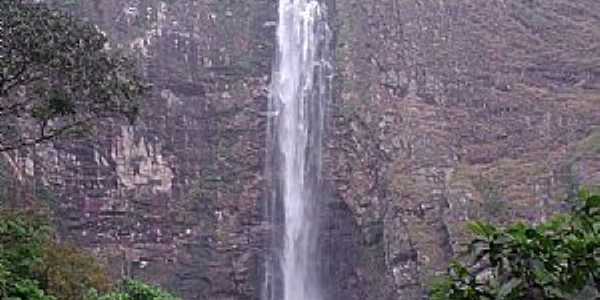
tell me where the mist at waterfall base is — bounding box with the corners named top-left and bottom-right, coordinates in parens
top-left (263, 0), bottom-right (332, 300)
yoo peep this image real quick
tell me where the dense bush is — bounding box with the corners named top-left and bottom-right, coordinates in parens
top-left (0, 211), bottom-right (179, 300)
top-left (87, 280), bottom-right (180, 300)
top-left (431, 191), bottom-right (599, 300)
top-left (40, 242), bottom-right (113, 300)
top-left (0, 211), bottom-right (54, 300)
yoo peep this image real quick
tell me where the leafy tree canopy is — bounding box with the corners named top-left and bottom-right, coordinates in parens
top-left (0, 0), bottom-right (147, 152)
top-left (0, 210), bottom-right (55, 300)
top-left (431, 191), bottom-right (600, 300)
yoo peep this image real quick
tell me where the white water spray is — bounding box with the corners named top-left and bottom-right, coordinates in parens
top-left (265, 0), bottom-right (332, 299)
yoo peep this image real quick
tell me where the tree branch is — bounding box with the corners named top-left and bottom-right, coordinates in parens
top-left (0, 117), bottom-right (93, 152)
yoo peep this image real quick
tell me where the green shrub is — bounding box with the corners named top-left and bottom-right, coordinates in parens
top-left (0, 211), bottom-right (54, 300)
top-left (431, 191), bottom-right (600, 300)
top-left (0, 211), bottom-right (179, 300)
top-left (88, 280), bottom-right (180, 300)
top-left (39, 242), bottom-right (113, 300)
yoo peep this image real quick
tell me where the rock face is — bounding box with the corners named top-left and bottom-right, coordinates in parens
top-left (6, 0), bottom-right (600, 299)
top-left (328, 0), bottom-right (600, 298)
top-left (12, 1), bottom-right (276, 299)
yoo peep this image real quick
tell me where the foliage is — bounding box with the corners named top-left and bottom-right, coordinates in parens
top-left (39, 242), bottom-right (113, 300)
top-left (0, 212), bottom-right (105, 300)
top-left (0, 0), bottom-right (148, 152)
top-left (0, 211), bottom-right (54, 300)
top-left (87, 280), bottom-right (180, 300)
top-left (0, 211), bottom-right (179, 300)
top-left (431, 191), bottom-right (600, 300)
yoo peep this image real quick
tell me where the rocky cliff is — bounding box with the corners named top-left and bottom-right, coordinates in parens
top-left (4, 0), bottom-right (600, 299)
top-left (328, 0), bottom-right (600, 298)
top-left (6, 0), bottom-right (276, 299)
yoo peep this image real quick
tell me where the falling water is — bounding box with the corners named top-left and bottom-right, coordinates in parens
top-left (264, 0), bottom-right (332, 300)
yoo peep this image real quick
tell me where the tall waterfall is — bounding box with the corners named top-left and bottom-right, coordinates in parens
top-left (264, 0), bottom-right (332, 299)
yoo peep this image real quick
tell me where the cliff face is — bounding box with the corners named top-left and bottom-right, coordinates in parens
top-left (8, 0), bottom-right (600, 299)
top-left (14, 1), bottom-right (276, 299)
top-left (329, 0), bottom-right (600, 298)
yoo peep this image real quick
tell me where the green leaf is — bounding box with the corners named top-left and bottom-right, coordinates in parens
top-left (468, 222), bottom-right (497, 239)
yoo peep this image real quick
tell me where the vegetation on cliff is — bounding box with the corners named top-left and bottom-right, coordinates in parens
top-left (0, 211), bottom-right (179, 300)
top-left (431, 191), bottom-right (599, 300)
top-left (0, 0), bottom-right (148, 152)
top-left (86, 280), bottom-right (180, 300)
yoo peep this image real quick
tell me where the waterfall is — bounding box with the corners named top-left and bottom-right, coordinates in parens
top-left (264, 0), bottom-right (332, 299)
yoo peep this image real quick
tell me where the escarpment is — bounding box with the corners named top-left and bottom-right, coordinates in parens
top-left (3, 1), bottom-right (599, 299)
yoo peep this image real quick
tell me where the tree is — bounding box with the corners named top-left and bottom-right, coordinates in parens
top-left (39, 242), bottom-right (113, 300)
top-left (0, 210), bottom-right (55, 300)
top-left (0, 0), bottom-right (147, 152)
top-left (431, 191), bottom-right (600, 300)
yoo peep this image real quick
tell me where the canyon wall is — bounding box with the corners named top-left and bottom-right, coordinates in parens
top-left (328, 0), bottom-right (600, 298)
top-left (4, 1), bottom-right (600, 299)
top-left (11, 1), bottom-right (276, 299)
